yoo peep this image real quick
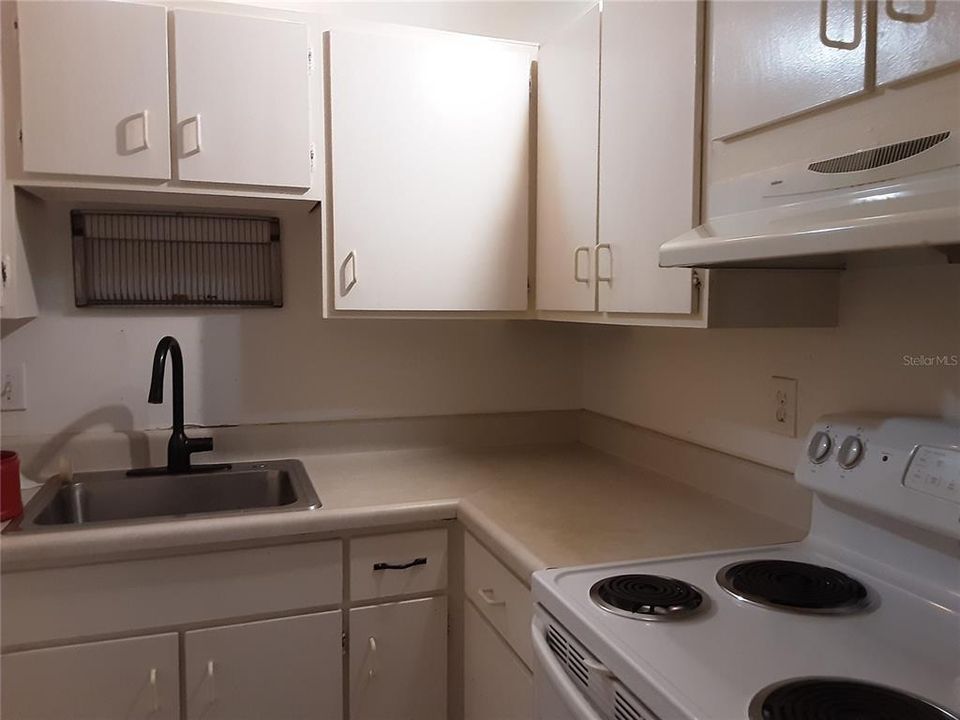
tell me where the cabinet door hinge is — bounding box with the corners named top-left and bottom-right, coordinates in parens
top-left (309, 144), bottom-right (316, 171)
top-left (308, 47), bottom-right (314, 73)
top-left (341, 631), bottom-right (347, 654)
top-left (18, 128), bottom-right (22, 144)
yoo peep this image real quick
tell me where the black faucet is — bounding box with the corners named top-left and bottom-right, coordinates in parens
top-left (129, 336), bottom-right (226, 476)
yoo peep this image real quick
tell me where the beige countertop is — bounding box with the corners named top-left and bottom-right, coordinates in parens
top-left (0, 443), bottom-right (807, 579)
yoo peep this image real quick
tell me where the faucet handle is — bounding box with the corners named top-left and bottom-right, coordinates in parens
top-left (186, 436), bottom-right (214, 455)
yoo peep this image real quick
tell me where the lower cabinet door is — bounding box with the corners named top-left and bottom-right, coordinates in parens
top-left (349, 596), bottom-right (447, 720)
top-left (464, 601), bottom-right (533, 720)
top-left (1, 633), bottom-right (180, 720)
top-left (184, 611), bottom-right (342, 720)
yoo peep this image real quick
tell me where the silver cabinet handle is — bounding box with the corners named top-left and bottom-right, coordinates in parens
top-left (596, 243), bottom-right (613, 283)
top-left (206, 660), bottom-right (217, 705)
top-left (885, 0), bottom-right (935, 22)
top-left (574, 246), bottom-right (591, 284)
top-left (181, 114), bottom-right (202, 157)
top-left (368, 636), bottom-right (377, 679)
top-left (820, 0), bottom-right (863, 49)
top-left (340, 250), bottom-right (358, 295)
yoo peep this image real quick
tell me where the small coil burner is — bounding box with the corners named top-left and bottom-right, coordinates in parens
top-left (589, 574), bottom-right (705, 620)
top-left (749, 678), bottom-right (959, 720)
top-left (716, 560), bottom-right (869, 614)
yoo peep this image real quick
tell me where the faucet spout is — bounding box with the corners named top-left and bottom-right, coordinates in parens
top-left (140, 336), bottom-right (214, 475)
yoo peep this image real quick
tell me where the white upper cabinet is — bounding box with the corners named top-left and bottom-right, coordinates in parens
top-left (597, 1), bottom-right (698, 315)
top-left (16, 1), bottom-right (171, 179)
top-left (877, 1), bottom-right (960, 85)
top-left (535, 5), bottom-right (600, 313)
top-left (325, 29), bottom-right (532, 312)
top-left (709, 1), bottom-right (868, 139)
top-left (172, 10), bottom-right (312, 188)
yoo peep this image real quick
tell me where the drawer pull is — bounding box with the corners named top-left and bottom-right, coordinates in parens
top-left (478, 587), bottom-right (506, 606)
top-left (149, 668), bottom-right (159, 712)
top-left (373, 557), bottom-right (427, 571)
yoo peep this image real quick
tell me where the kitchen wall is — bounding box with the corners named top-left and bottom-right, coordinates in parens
top-left (582, 259), bottom-right (960, 472)
top-left (0, 199), bottom-right (580, 437)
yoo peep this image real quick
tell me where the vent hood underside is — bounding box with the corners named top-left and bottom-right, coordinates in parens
top-left (660, 132), bottom-right (960, 269)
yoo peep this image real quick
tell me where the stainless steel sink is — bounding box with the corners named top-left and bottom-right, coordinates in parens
top-left (4, 460), bottom-right (320, 533)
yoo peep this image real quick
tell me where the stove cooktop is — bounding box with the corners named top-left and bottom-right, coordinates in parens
top-left (533, 542), bottom-right (960, 720)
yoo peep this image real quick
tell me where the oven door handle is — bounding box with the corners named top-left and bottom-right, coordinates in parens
top-left (531, 614), bottom-right (606, 720)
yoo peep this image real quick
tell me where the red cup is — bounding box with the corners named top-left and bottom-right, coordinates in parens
top-left (1, 450), bottom-right (24, 521)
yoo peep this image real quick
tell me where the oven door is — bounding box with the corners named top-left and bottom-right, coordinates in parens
top-left (531, 610), bottom-right (606, 720)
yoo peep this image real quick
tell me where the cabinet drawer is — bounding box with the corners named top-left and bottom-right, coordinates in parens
top-left (464, 602), bottom-right (533, 720)
top-left (350, 529), bottom-right (447, 602)
top-left (464, 533), bottom-right (532, 667)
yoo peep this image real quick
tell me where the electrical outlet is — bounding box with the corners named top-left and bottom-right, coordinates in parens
top-left (1, 363), bottom-right (27, 412)
top-left (770, 376), bottom-right (797, 437)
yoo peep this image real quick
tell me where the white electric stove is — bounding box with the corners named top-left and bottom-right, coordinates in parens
top-left (532, 415), bottom-right (960, 720)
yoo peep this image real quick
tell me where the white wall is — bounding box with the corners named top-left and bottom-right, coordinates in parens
top-left (582, 260), bottom-right (960, 472)
top-left (0, 197), bottom-right (580, 437)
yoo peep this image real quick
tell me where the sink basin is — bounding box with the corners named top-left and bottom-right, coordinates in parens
top-left (4, 460), bottom-right (320, 533)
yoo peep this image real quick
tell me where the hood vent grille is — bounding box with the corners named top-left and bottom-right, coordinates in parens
top-left (545, 624), bottom-right (589, 687)
top-left (615, 690), bottom-right (659, 720)
top-left (808, 131), bottom-right (950, 174)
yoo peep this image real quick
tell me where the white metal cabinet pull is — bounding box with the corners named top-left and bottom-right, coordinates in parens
top-left (206, 660), bottom-right (217, 704)
top-left (368, 636), bottom-right (377, 679)
top-left (478, 587), bottom-right (506, 606)
top-left (886, 0), bottom-right (935, 22)
top-left (340, 250), bottom-right (358, 295)
top-left (149, 668), bottom-right (159, 713)
top-left (574, 246), bottom-right (591, 284)
top-left (181, 114), bottom-right (202, 157)
top-left (819, 0), bottom-right (863, 49)
top-left (596, 243), bottom-right (613, 284)
top-left (123, 111), bottom-right (150, 154)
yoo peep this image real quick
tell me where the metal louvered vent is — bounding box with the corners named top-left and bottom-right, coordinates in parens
top-left (615, 689), bottom-right (659, 720)
top-left (72, 211), bottom-right (283, 308)
top-left (808, 131), bottom-right (950, 174)
top-left (545, 624), bottom-right (589, 688)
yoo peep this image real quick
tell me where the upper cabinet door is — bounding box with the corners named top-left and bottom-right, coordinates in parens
top-left (709, 1), bottom-right (868, 139)
top-left (535, 5), bottom-right (600, 312)
top-left (877, 1), bottom-right (960, 85)
top-left (597, 1), bottom-right (698, 315)
top-left (16, 1), bottom-right (170, 180)
top-left (326, 29), bottom-right (532, 312)
top-left (172, 10), bottom-right (311, 188)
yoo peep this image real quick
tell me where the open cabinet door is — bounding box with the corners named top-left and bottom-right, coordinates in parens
top-left (325, 28), bottom-right (532, 312)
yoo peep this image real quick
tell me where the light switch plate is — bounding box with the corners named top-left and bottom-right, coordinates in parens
top-left (1, 363), bottom-right (27, 412)
top-left (770, 376), bottom-right (797, 438)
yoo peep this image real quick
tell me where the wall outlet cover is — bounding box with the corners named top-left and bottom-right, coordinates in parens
top-left (1, 363), bottom-right (27, 412)
top-left (770, 376), bottom-right (797, 438)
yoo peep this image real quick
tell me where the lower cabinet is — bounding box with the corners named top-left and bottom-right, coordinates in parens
top-left (464, 601), bottom-right (533, 720)
top-left (184, 611), bottom-right (343, 720)
top-left (349, 596), bottom-right (447, 720)
top-left (1, 633), bottom-right (181, 720)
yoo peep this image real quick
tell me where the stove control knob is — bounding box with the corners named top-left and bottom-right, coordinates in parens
top-left (838, 436), bottom-right (864, 469)
top-left (807, 431), bottom-right (832, 464)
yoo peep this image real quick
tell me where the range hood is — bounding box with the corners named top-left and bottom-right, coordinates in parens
top-left (660, 130), bottom-right (960, 269)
